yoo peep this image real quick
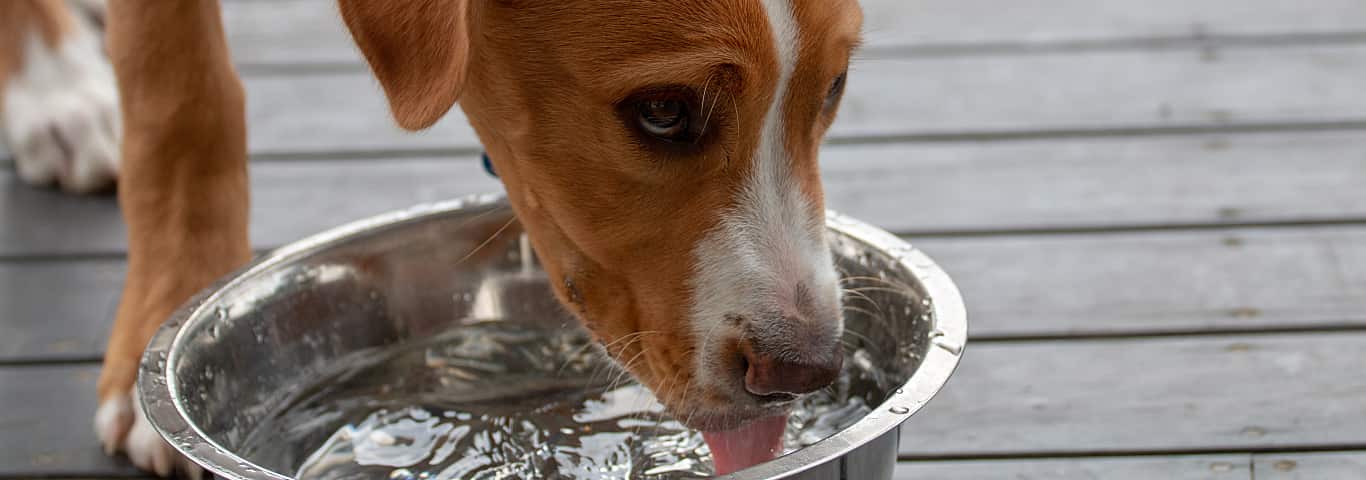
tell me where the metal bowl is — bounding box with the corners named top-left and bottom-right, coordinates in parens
top-left (138, 194), bottom-right (966, 480)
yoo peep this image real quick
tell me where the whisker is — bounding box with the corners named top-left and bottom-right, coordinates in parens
top-left (840, 288), bottom-right (882, 314)
top-left (454, 216), bottom-right (518, 266)
top-left (842, 285), bottom-right (920, 300)
top-left (840, 275), bottom-right (922, 295)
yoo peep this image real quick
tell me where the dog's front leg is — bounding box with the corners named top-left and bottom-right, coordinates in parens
top-left (94, 1), bottom-right (251, 476)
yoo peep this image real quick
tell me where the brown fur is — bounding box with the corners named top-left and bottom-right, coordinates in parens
top-left (96, 0), bottom-right (252, 401)
top-left (346, 0), bottom-right (861, 425)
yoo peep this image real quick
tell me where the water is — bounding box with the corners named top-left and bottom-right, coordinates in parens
top-left (238, 321), bottom-right (887, 480)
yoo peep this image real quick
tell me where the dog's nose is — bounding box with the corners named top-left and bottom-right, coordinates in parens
top-left (741, 332), bottom-right (843, 399)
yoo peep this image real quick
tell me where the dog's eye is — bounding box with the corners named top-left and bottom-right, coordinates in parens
top-left (824, 71), bottom-right (847, 111)
top-left (638, 99), bottom-right (689, 140)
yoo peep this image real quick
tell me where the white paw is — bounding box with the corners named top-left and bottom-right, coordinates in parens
top-left (94, 389), bottom-right (204, 479)
top-left (1, 8), bottom-right (119, 194)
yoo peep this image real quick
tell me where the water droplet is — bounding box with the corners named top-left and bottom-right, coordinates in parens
top-left (888, 406), bottom-right (910, 414)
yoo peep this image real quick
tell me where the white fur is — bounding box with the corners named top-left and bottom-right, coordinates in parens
top-left (95, 388), bottom-right (203, 479)
top-left (687, 0), bottom-right (842, 390)
top-left (1, 8), bottom-right (119, 193)
top-left (93, 392), bottom-right (132, 455)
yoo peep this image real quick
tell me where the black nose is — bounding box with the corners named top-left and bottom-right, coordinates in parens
top-left (741, 332), bottom-right (843, 399)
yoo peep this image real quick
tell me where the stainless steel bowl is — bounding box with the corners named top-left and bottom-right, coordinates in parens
top-left (138, 194), bottom-right (966, 480)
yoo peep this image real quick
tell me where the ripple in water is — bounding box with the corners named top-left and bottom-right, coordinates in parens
top-left (239, 321), bottom-right (884, 480)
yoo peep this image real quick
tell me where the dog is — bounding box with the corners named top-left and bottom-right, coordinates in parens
top-left (0, 0), bottom-right (863, 476)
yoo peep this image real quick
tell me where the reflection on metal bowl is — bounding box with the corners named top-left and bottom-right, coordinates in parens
top-left (138, 194), bottom-right (966, 480)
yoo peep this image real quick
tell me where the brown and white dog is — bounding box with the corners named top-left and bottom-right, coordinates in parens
top-left (0, 0), bottom-right (863, 476)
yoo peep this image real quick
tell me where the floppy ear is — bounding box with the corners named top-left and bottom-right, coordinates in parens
top-left (338, 0), bottom-right (470, 130)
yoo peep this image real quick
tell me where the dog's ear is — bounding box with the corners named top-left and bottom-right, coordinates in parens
top-left (338, 0), bottom-right (470, 130)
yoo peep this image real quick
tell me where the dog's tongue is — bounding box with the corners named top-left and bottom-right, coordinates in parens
top-left (702, 414), bottom-right (788, 476)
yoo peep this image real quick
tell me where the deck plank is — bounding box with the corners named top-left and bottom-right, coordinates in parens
top-left (899, 332), bottom-right (1366, 456)
top-left (5, 225), bottom-right (1365, 362)
top-left (915, 226), bottom-right (1366, 339)
top-left (893, 455), bottom-right (1251, 480)
top-left (220, 0), bottom-right (1366, 67)
top-left (1252, 451), bottom-right (1366, 479)
top-left (0, 366), bottom-right (142, 478)
top-left (861, 0), bottom-right (1366, 50)
top-left (8, 334), bottom-right (1366, 476)
top-left (7, 131), bottom-right (1366, 257)
top-left (236, 45), bottom-right (1366, 155)
top-left (0, 260), bottom-right (123, 361)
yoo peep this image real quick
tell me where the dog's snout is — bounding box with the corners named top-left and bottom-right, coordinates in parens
top-left (740, 328), bottom-right (843, 398)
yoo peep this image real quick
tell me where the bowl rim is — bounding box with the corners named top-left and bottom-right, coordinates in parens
top-left (138, 193), bottom-right (967, 480)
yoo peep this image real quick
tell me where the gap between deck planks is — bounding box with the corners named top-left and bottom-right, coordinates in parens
top-left (220, 0), bottom-right (1366, 66)
top-left (7, 332), bottom-right (1366, 477)
top-left (4, 223), bottom-right (1365, 363)
top-left (7, 130), bottom-right (1366, 257)
top-left (8, 1), bottom-right (1366, 163)
top-left (6, 0), bottom-right (1366, 163)
top-left (234, 43), bottom-right (1366, 156)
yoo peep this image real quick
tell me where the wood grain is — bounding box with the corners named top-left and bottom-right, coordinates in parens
top-left (1252, 451), bottom-right (1366, 479)
top-left (219, 0), bottom-right (1366, 67)
top-left (7, 131), bottom-right (1366, 256)
top-left (900, 332), bottom-right (1366, 456)
top-left (235, 45), bottom-right (1366, 155)
top-left (894, 455), bottom-right (1252, 480)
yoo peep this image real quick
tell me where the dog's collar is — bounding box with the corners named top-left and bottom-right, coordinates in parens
top-left (481, 152), bottom-right (498, 178)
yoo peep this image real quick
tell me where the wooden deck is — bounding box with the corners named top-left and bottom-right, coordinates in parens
top-left (4, 0), bottom-right (1366, 478)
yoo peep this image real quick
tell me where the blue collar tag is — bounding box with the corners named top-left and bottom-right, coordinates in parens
top-left (481, 152), bottom-right (498, 178)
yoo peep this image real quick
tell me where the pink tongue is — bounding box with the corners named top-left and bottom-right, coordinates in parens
top-left (702, 414), bottom-right (788, 476)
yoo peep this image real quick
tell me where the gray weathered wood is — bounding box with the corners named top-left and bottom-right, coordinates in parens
top-left (900, 332), bottom-right (1366, 456)
top-left (7, 130), bottom-right (1366, 256)
top-left (219, 0), bottom-right (1366, 67)
top-left (0, 259), bottom-right (124, 361)
top-left (914, 225), bottom-right (1366, 339)
top-left (9, 334), bottom-right (1366, 476)
top-left (894, 455), bottom-right (1252, 480)
top-left (238, 45), bottom-right (1366, 155)
top-left (6, 225), bottom-right (1366, 362)
top-left (224, 0), bottom-right (355, 67)
top-left (0, 365), bottom-right (142, 477)
top-left (1252, 452), bottom-right (1366, 479)
top-left (835, 45), bottom-right (1366, 138)
top-left (0, 156), bottom-right (502, 258)
top-left (861, 0), bottom-right (1366, 50)
top-left (819, 131), bottom-right (1366, 234)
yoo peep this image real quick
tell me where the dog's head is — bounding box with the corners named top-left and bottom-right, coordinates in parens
top-left (341, 0), bottom-right (862, 434)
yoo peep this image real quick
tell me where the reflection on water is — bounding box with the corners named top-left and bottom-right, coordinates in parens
top-left (239, 321), bottom-right (885, 480)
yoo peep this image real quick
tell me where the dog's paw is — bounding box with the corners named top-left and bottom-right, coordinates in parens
top-left (94, 390), bottom-right (204, 479)
top-left (1, 7), bottom-right (119, 194)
